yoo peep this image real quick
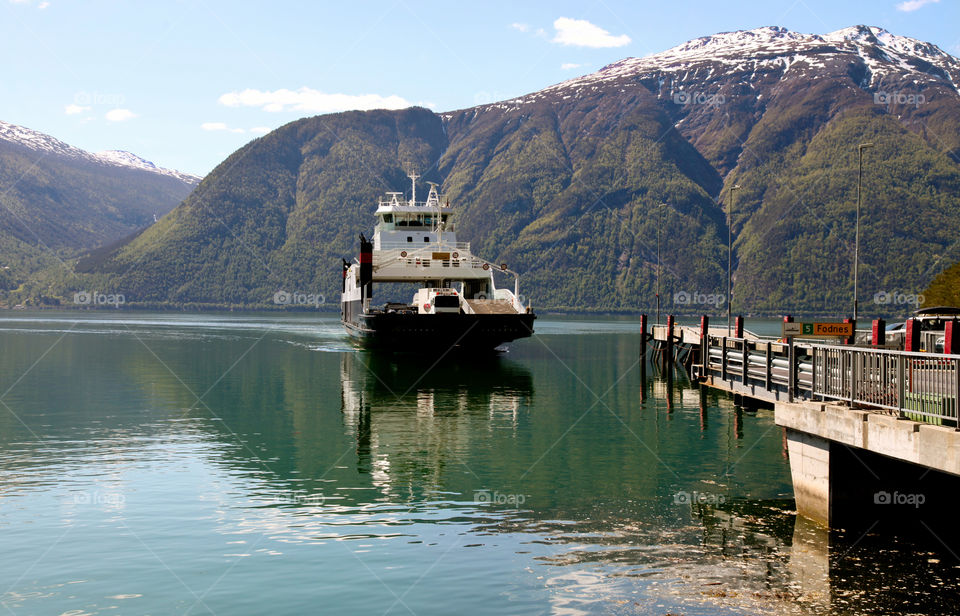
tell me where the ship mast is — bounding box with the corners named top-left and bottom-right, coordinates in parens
top-left (427, 181), bottom-right (441, 251)
top-left (408, 171), bottom-right (420, 206)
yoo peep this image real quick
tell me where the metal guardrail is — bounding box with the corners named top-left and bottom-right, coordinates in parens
top-left (700, 335), bottom-right (960, 427)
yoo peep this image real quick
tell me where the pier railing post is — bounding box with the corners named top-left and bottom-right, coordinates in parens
top-left (722, 337), bottom-right (728, 382)
top-left (742, 337), bottom-right (749, 385)
top-left (765, 342), bottom-right (771, 390)
top-left (699, 315), bottom-right (709, 378)
top-left (788, 337), bottom-right (795, 403)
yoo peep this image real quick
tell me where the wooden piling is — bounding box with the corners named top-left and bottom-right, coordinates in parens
top-left (639, 313), bottom-right (648, 391)
top-left (665, 315), bottom-right (675, 369)
top-left (640, 314), bottom-right (648, 359)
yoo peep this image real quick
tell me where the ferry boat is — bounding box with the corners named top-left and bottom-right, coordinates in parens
top-left (340, 174), bottom-right (536, 350)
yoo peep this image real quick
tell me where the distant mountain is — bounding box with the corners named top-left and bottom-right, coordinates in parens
top-left (60, 26), bottom-right (960, 314)
top-left (0, 121), bottom-right (201, 184)
top-left (0, 120), bottom-right (199, 296)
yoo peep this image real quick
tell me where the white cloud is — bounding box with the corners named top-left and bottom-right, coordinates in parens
top-left (64, 104), bottom-right (90, 115)
top-left (552, 17), bottom-right (630, 48)
top-left (202, 122), bottom-right (273, 135)
top-left (104, 108), bottom-right (136, 122)
top-left (896, 0), bottom-right (939, 11)
top-left (510, 22), bottom-right (529, 32)
top-left (38, 1), bottom-right (49, 8)
top-left (201, 122), bottom-right (246, 133)
top-left (218, 87), bottom-right (411, 114)
top-left (561, 62), bottom-right (582, 70)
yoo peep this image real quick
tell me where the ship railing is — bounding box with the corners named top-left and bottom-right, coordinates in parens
top-left (373, 245), bottom-right (490, 272)
top-left (378, 241), bottom-right (472, 252)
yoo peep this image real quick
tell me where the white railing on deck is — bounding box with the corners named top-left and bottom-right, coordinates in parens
top-left (373, 248), bottom-right (489, 272)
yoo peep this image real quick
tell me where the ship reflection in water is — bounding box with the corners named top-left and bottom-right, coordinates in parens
top-left (331, 350), bottom-right (960, 616)
top-left (340, 351), bottom-right (534, 481)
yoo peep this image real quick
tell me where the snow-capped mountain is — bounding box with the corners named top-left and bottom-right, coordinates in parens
top-left (93, 150), bottom-right (201, 185)
top-left (0, 118), bottom-right (199, 267)
top-left (553, 25), bottom-right (960, 93)
top-left (473, 25), bottom-right (959, 116)
top-left (0, 120), bottom-right (201, 184)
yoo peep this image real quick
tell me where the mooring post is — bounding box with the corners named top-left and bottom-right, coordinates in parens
top-left (872, 318), bottom-right (885, 347)
top-left (640, 313), bottom-right (648, 358)
top-left (639, 313), bottom-right (648, 393)
top-left (905, 318), bottom-right (920, 352)
top-left (945, 319), bottom-right (959, 355)
top-left (843, 317), bottom-right (855, 345)
top-left (784, 315), bottom-right (795, 402)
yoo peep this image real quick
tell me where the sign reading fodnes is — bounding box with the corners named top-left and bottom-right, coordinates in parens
top-left (781, 321), bottom-right (853, 338)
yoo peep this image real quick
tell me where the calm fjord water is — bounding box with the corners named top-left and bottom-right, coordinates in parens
top-left (1, 313), bottom-right (958, 615)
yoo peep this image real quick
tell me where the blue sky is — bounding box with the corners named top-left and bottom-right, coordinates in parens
top-left (2, 0), bottom-right (957, 176)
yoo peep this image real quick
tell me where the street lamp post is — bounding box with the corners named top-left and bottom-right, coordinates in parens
top-left (854, 143), bottom-right (873, 323)
top-left (657, 203), bottom-right (665, 325)
top-left (727, 185), bottom-right (740, 336)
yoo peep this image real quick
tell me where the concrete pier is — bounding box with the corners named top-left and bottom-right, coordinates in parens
top-left (777, 399), bottom-right (960, 528)
top-left (651, 316), bottom-right (960, 530)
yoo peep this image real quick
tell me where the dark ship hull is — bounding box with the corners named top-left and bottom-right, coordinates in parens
top-left (342, 309), bottom-right (536, 351)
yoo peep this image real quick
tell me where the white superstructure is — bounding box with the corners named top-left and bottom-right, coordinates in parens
top-left (345, 174), bottom-right (528, 316)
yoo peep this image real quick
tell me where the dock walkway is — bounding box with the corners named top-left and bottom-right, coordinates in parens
top-left (648, 316), bottom-right (960, 527)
